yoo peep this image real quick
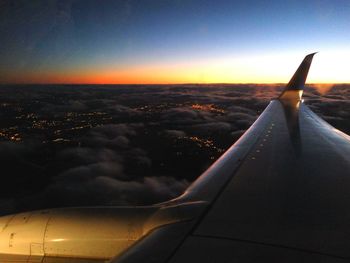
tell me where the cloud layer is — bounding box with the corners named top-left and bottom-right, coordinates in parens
top-left (0, 84), bottom-right (349, 215)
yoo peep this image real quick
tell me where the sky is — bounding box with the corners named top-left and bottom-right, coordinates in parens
top-left (1, 0), bottom-right (350, 84)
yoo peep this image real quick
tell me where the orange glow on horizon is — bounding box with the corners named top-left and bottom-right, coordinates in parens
top-left (2, 51), bottom-right (350, 84)
top-left (311, 83), bottom-right (335, 95)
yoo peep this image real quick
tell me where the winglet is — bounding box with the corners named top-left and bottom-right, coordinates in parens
top-left (279, 52), bottom-right (317, 102)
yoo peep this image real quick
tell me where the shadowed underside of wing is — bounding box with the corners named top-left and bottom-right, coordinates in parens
top-left (113, 54), bottom-right (350, 263)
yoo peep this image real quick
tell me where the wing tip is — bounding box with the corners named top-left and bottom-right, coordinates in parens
top-left (279, 52), bottom-right (317, 103)
top-left (304, 52), bottom-right (318, 63)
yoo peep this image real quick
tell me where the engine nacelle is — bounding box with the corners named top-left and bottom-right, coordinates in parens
top-left (0, 202), bottom-right (206, 262)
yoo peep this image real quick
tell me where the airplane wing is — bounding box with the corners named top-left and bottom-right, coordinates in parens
top-left (1, 53), bottom-right (349, 263)
top-left (112, 53), bottom-right (350, 263)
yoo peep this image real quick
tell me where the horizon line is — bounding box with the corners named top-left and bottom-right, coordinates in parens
top-left (0, 82), bottom-right (348, 86)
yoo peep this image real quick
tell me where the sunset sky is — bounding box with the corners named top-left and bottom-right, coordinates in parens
top-left (1, 0), bottom-right (350, 84)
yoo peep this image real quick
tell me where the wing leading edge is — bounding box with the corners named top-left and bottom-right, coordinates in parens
top-left (113, 53), bottom-right (350, 263)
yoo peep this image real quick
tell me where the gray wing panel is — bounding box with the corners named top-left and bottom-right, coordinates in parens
top-left (169, 100), bottom-right (350, 262)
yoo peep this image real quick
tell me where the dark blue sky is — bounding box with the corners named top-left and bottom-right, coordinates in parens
top-left (1, 0), bottom-right (349, 83)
